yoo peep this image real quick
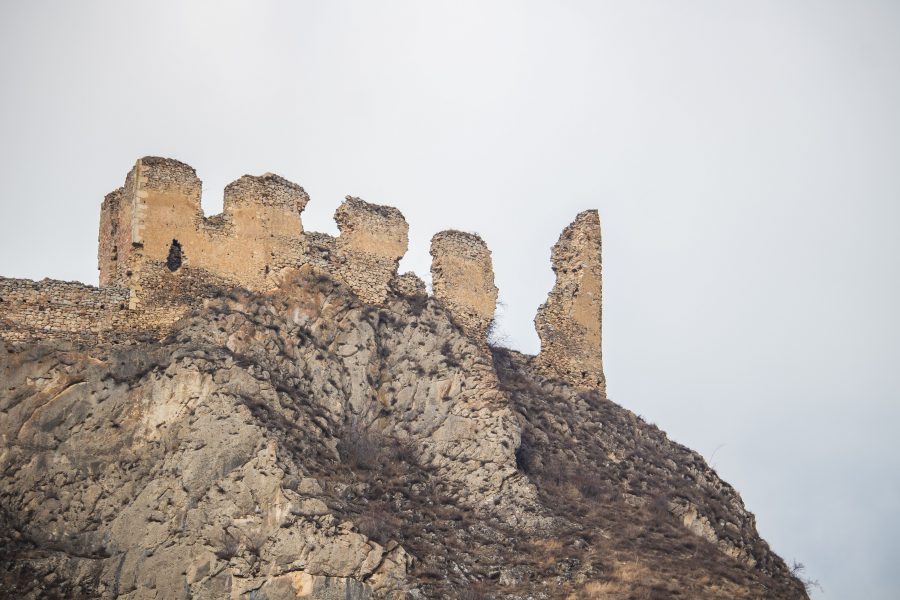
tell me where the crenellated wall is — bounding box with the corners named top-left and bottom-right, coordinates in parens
top-left (3, 156), bottom-right (606, 394)
top-left (430, 230), bottom-right (498, 340)
top-left (98, 157), bottom-right (310, 301)
top-left (534, 210), bottom-right (605, 392)
top-left (6, 157), bottom-right (414, 343)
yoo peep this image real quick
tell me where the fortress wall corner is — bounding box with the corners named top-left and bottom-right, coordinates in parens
top-left (430, 230), bottom-right (498, 340)
top-left (334, 197), bottom-right (409, 305)
top-left (534, 210), bottom-right (605, 392)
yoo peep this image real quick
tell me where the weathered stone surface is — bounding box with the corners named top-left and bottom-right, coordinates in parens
top-left (430, 230), bottom-right (498, 340)
top-left (334, 197), bottom-right (409, 306)
top-left (0, 268), bottom-right (809, 599)
top-left (390, 272), bottom-right (427, 300)
top-left (4, 159), bottom-right (417, 343)
top-left (0, 157), bottom-right (810, 599)
top-left (534, 210), bottom-right (605, 392)
top-left (98, 158), bottom-right (309, 296)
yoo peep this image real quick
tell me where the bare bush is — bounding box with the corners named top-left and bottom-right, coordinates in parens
top-left (337, 417), bottom-right (381, 470)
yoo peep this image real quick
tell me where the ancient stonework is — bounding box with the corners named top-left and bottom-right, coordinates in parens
top-left (534, 210), bottom-right (605, 392)
top-left (98, 157), bottom-right (309, 297)
top-left (430, 230), bottom-right (498, 340)
top-left (0, 157), bottom-right (811, 599)
top-left (5, 157), bottom-right (594, 367)
top-left (4, 158), bottom-right (417, 343)
top-left (0, 278), bottom-right (129, 342)
top-left (334, 197), bottom-right (409, 306)
top-left (390, 272), bottom-right (428, 300)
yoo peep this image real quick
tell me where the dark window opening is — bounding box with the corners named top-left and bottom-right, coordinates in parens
top-left (166, 239), bottom-right (183, 272)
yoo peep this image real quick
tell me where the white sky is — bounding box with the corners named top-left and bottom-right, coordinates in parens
top-left (1, 2), bottom-right (898, 597)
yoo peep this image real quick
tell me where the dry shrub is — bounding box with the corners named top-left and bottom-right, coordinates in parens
top-left (337, 417), bottom-right (417, 473)
top-left (356, 505), bottom-right (402, 545)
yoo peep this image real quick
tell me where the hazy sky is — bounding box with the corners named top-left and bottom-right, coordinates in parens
top-left (2, 2), bottom-right (898, 597)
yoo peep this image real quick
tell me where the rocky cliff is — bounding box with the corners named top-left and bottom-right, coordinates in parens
top-left (0, 266), bottom-right (809, 599)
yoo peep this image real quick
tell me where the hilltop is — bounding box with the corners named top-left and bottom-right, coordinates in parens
top-left (0, 158), bottom-right (808, 599)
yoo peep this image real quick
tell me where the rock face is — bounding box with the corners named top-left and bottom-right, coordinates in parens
top-left (0, 157), bottom-right (810, 599)
top-left (429, 230), bottom-right (498, 340)
top-left (535, 210), bottom-right (605, 392)
top-left (0, 270), bottom-right (808, 599)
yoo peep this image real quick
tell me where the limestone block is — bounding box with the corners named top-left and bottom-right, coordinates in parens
top-left (430, 230), bottom-right (498, 340)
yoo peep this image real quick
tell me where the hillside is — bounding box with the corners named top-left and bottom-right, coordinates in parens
top-left (0, 268), bottom-right (808, 599)
top-left (0, 157), bottom-right (809, 598)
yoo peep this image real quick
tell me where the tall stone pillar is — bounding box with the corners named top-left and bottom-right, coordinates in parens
top-left (534, 210), bottom-right (605, 393)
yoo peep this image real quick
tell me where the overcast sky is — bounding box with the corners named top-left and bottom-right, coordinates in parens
top-left (2, 2), bottom-right (899, 597)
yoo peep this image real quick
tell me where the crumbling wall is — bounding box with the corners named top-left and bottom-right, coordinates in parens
top-left (97, 158), bottom-right (309, 307)
top-left (390, 272), bottom-right (427, 300)
top-left (30, 158), bottom-right (416, 344)
top-left (0, 278), bottom-right (129, 342)
top-left (10, 157), bottom-right (610, 369)
top-left (98, 188), bottom-right (125, 287)
top-left (334, 197), bottom-right (409, 305)
top-left (0, 276), bottom-right (209, 343)
top-left (99, 159), bottom-right (414, 312)
top-left (534, 210), bottom-right (605, 393)
top-left (430, 231), bottom-right (498, 340)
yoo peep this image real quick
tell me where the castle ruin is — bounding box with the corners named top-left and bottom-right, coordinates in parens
top-left (0, 156), bottom-right (604, 390)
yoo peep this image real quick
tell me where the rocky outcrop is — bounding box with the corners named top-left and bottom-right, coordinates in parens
top-left (534, 210), bottom-right (605, 392)
top-left (429, 230), bottom-right (498, 340)
top-left (0, 268), bottom-right (808, 599)
top-left (0, 156), bottom-right (809, 599)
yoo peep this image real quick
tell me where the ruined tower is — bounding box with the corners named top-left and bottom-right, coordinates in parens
top-left (534, 210), bottom-right (605, 392)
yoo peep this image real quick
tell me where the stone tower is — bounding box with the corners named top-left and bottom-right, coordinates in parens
top-left (534, 210), bottom-right (605, 393)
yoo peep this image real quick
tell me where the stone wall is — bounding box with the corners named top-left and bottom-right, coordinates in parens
top-left (98, 159), bottom-right (408, 310)
top-left (390, 272), bottom-right (427, 300)
top-left (98, 157), bottom-right (309, 305)
top-left (334, 197), bottom-right (409, 305)
top-left (534, 210), bottom-right (605, 392)
top-left (8, 157), bottom-right (421, 345)
top-left (430, 231), bottom-right (498, 340)
top-left (6, 157), bottom-right (606, 393)
top-left (0, 278), bottom-right (129, 342)
top-left (0, 275), bottom-right (211, 344)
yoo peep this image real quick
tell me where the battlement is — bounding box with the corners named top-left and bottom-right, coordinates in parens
top-left (3, 157), bottom-right (605, 390)
top-left (430, 230), bottom-right (498, 339)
